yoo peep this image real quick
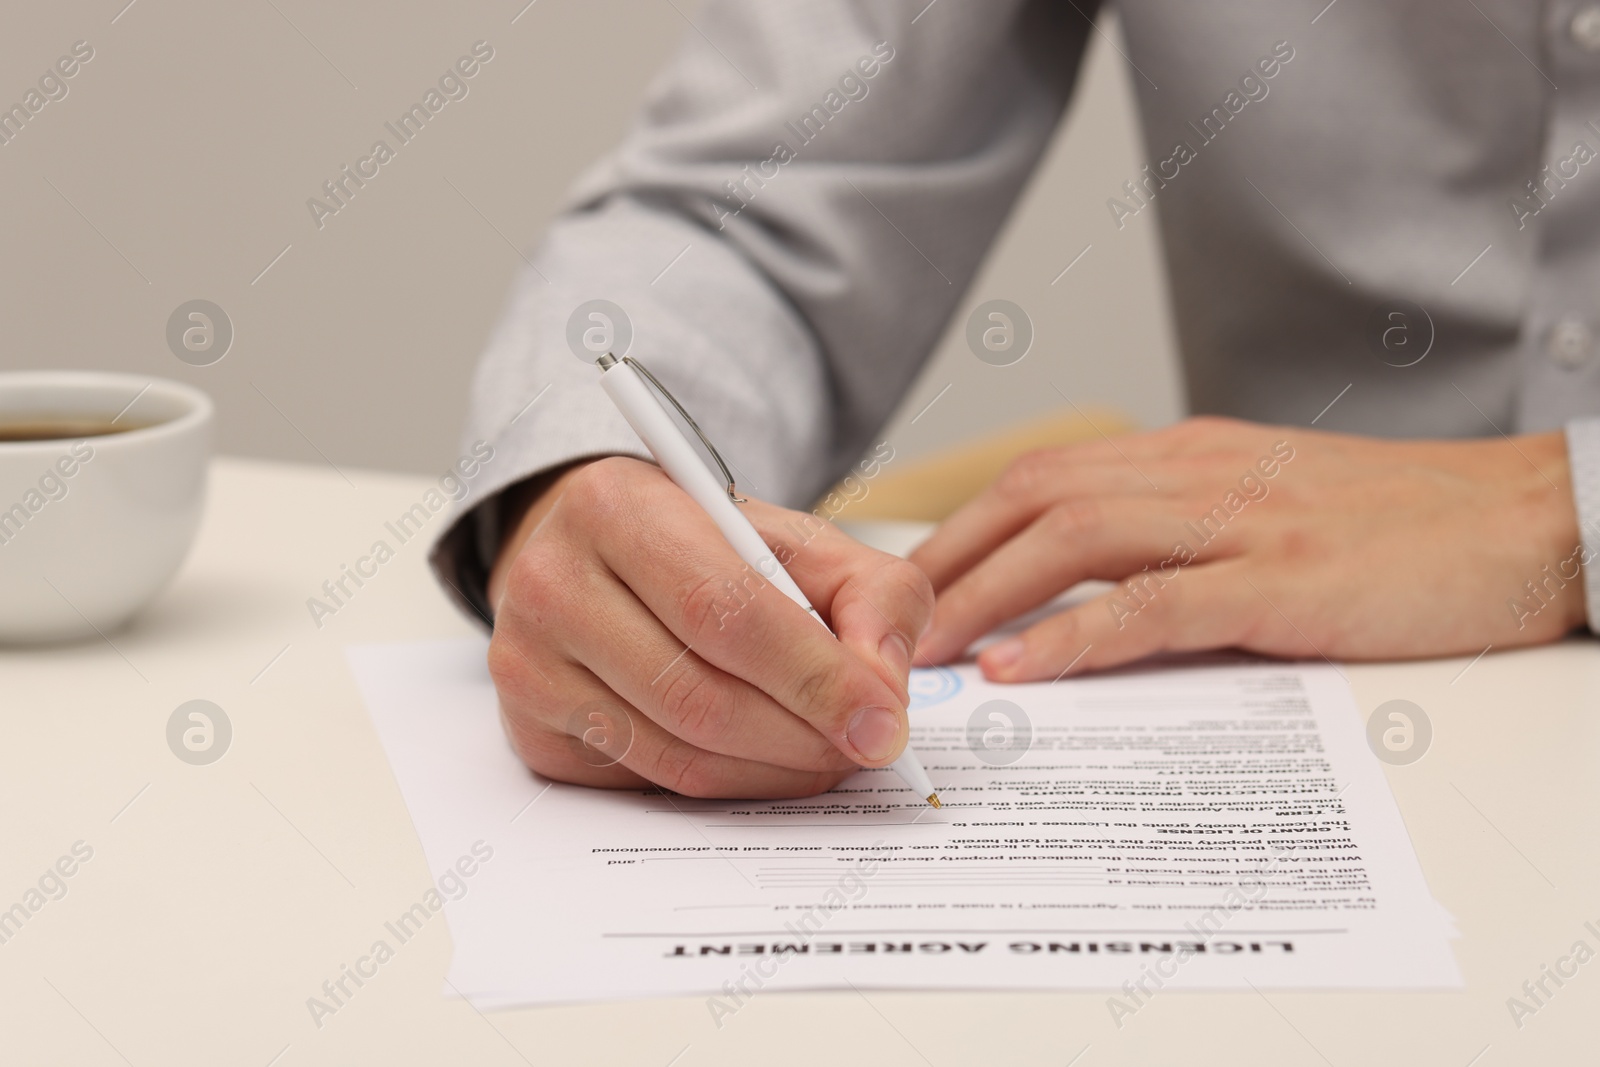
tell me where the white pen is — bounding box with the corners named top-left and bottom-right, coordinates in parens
top-left (596, 351), bottom-right (941, 808)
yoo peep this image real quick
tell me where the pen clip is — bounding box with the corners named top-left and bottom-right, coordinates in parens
top-left (611, 353), bottom-right (747, 504)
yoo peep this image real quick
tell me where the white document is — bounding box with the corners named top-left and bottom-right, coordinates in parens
top-left (348, 639), bottom-right (1460, 1007)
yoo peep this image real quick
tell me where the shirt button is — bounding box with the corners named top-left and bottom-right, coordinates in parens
top-left (1573, 6), bottom-right (1600, 51)
top-left (1548, 319), bottom-right (1594, 369)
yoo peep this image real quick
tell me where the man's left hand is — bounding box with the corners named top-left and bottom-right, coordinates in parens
top-left (911, 417), bottom-right (1587, 680)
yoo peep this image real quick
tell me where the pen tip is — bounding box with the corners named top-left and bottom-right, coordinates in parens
top-left (926, 794), bottom-right (941, 809)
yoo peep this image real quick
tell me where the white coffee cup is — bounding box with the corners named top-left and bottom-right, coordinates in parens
top-left (0, 371), bottom-right (212, 643)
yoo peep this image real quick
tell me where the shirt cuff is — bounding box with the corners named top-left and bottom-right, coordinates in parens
top-left (1566, 416), bottom-right (1600, 633)
top-left (427, 484), bottom-right (503, 631)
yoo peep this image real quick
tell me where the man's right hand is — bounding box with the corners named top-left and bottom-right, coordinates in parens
top-left (485, 457), bottom-right (935, 799)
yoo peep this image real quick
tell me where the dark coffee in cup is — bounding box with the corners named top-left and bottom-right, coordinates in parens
top-left (0, 418), bottom-right (148, 443)
top-left (0, 371), bottom-right (212, 643)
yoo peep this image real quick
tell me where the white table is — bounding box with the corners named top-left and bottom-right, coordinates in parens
top-left (4, 458), bottom-right (1597, 1066)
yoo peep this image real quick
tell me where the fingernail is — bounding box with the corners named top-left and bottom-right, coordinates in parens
top-left (847, 706), bottom-right (903, 762)
top-left (879, 632), bottom-right (912, 690)
top-left (983, 637), bottom-right (1025, 672)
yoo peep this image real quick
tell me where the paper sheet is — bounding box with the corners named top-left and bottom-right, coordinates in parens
top-left (348, 639), bottom-right (1460, 1007)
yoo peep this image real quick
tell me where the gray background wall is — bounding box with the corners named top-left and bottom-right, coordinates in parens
top-left (2, 0), bottom-right (1182, 475)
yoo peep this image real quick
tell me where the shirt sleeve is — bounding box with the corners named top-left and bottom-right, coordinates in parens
top-left (1566, 416), bottom-right (1600, 633)
top-left (429, 0), bottom-right (1099, 623)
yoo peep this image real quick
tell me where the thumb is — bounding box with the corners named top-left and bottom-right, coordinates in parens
top-left (742, 502), bottom-right (934, 759)
top-left (827, 558), bottom-right (936, 710)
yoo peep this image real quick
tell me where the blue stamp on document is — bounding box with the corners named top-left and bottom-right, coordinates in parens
top-left (907, 666), bottom-right (962, 710)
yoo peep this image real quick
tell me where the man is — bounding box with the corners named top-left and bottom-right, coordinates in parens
top-left (431, 1), bottom-right (1599, 798)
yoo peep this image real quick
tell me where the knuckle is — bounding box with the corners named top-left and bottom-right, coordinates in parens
top-left (486, 634), bottom-right (546, 705)
top-left (791, 661), bottom-right (840, 722)
top-left (657, 663), bottom-right (732, 745)
top-left (1139, 575), bottom-right (1184, 621)
top-left (997, 449), bottom-right (1061, 502)
top-left (1119, 565), bottom-right (1169, 608)
top-left (498, 706), bottom-right (561, 774)
top-left (485, 634), bottom-right (520, 688)
top-left (502, 544), bottom-right (573, 620)
top-left (677, 570), bottom-right (753, 641)
top-left (1041, 499), bottom-right (1104, 542)
top-left (1054, 610), bottom-right (1085, 645)
top-left (1164, 415), bottom-right (1239, 453)
top-left (887, 558), bottom-right (937, 615)
top-left (559, 455), bottom-right (638, 521)
top-left (790, 660), bottom-right (873, 736)
top-left (649, 739), bottom-right (721, 798)
top-left (1276, 527), bottom-right (1320, 564)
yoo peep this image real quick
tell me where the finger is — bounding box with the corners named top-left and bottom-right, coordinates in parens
top-left (505, 694), bottom-right (855, 798)
top-left (521, 558), bottom-right (853, 773)
top-left (977, 561), bottom-right (1263, 682)
top-left (487, 628), bottom-right (647, 790)
top-left (911, 444), bottom-right (1162, 591)
top-left (499, 713), bottom-right (650, 790)
top-left (745, 504), bottom-right (935, 704)
top-left (578, 466), bottom-right (912, 768)
top-left (611, 707), bottom-right (854, 798)
top-left (918, 498), bottom-right (1225, 664)
top-left (493, 650), bottom-right (853, 798)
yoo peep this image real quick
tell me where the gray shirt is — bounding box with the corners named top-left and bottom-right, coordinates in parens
top-left (432, 0), bottom-right (1600, 629)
